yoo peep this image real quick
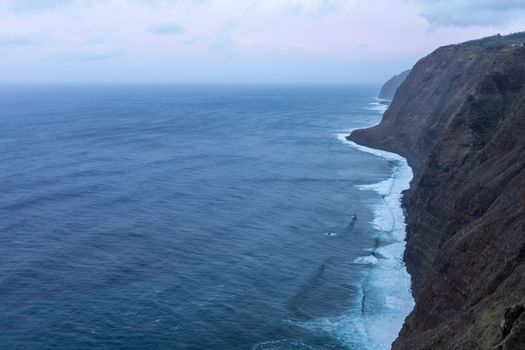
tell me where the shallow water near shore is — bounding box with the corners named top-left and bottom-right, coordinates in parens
top-left (0, 85), bottom-right (412, 349)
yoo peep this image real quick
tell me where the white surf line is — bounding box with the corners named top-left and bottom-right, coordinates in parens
top-left (293, 102), bottom-right (413, 350)
top-left (296, 129), bottom-right (414, 349)
top-left (338, 127), bottom-right (414, 349)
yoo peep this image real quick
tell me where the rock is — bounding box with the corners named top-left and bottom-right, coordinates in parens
top-left (500, 305), bottom-right (525, 339)
top-left (495, 310), bottom-right (525, 350)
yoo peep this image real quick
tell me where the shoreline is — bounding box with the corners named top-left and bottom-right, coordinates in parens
top-left (337, 103), bottom-right (414, 348)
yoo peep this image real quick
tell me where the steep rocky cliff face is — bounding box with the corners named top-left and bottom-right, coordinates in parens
top-left (349, 33), bottom-right (525, 349)
top-left (378, 69), bottom-right (410, 100)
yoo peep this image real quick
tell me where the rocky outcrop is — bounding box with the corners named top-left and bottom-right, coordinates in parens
top-left (496, 304), bottom-right (525, 349)
top-left (348, 33), bottom-right (525, 349)
top-left (378, 69), bottom-right (410, 100)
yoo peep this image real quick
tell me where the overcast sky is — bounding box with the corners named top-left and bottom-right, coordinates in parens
top-left (1, 0), bottom-right (524, 84)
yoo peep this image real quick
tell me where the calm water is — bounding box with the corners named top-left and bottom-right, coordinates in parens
top-left (0, 85), bottom-right (410, 349)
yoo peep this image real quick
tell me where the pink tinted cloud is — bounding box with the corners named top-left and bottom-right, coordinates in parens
top-left (0, 0), bottom-right (524, 83)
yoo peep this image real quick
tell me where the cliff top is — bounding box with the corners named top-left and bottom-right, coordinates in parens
top-left (459, 31), bottom-right (525, 48)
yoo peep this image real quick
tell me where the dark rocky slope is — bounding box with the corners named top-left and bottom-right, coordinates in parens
top-left (349, 33), bottom-right (525, 349)
top-left (378, 69), bottom-right (410, 100)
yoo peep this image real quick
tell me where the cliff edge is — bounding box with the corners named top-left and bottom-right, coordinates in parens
top-left (349, 33), bottom-right (525, 349)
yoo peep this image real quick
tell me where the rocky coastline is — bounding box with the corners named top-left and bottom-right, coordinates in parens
top-left (348, 32), bottom-right (525, 349)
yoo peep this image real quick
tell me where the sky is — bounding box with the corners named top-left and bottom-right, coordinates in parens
top-left (1, 0), bottom-right (525, 84)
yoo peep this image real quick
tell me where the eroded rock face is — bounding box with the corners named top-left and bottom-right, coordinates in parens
top-left (495, 305), bottom-right (525, 350)
top-left (349, 33), bottom-right (525, 349)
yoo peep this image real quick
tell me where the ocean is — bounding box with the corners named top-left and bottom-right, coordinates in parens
top-left (0, 85), bottom-right (413, 349)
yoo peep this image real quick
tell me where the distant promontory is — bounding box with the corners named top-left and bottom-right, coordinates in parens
top-left (377, 69), bottom-right (410, 100)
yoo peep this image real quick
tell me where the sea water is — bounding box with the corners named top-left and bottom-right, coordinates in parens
top-left (0, 85), bottom-right (413, 349)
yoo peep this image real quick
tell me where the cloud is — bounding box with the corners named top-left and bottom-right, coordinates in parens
top-left (318, 0), bottom-right (345, 14)
top-left (0, 31), bottom-right (47, 46)
top-left (182, 37), bottom-right (200, 45)
top-left (4, 0), bottom-right (74, 13)
top-left (416, 0), bottom-right (525, 27)
top-left (149, 21), bottom-right (185, 34)
top-left (50, 47), bottom-right (123, 62)
top-left (2, 0), bottom-right (103, 14)
top-left (210, 22), bottom-right (235, 50)
top-left (128, 0), bottom-right (209, 8)
top-left (282, 0), bottom-right (346, 16)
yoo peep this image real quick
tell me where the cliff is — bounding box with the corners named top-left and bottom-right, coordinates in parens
top-left (349, 32), bottom-right (525, 349)
top-left (378, 69), bottom-right (411, 100)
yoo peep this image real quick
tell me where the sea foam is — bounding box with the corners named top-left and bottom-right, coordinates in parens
top-left (351, 141), bottom-right (414, 349)
top-left (302, 102), bottom-right (414, 349)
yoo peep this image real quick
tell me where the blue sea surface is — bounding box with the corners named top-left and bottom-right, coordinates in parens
top-left (0, 85), bottom-right (406, 349)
